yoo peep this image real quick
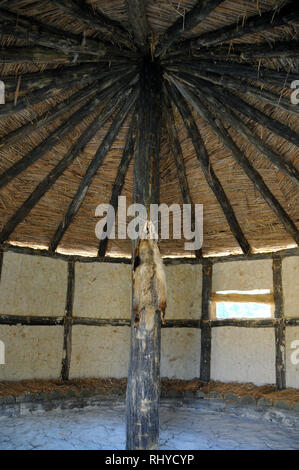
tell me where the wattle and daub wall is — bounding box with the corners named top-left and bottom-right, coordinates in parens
top-left (0, 251), bottom-right (298, 387)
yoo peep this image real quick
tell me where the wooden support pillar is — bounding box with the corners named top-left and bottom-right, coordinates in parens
top-left (126, 58), bottom-right (162, 450)
top-left (61, 260), bottom-right (75, 381)
top-left (273, 256), bottom-right (286, 390)
top-left (0, 250), bottom-right (3, 283)
top-left (200, 259), bottom-right (213, 382)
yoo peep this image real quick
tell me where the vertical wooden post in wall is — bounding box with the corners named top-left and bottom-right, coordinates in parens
top-left (61, 260), bottom-right (75, 381)
top-left (0, 250), bottom-right (3, 282)
top-left (200, 259), bottom-right (213, 383)
top-left (126, 58), bottom-right (162, 450)
top-left (273, 255), bottom-right (286, 390)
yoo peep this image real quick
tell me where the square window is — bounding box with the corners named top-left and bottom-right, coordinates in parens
top-left (211, 290), bottom-right (273, 320)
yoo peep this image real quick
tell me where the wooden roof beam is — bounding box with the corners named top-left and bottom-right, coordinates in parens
top-left (167, 81), bottom-right (251, 255)
top-left (125, 0), bottom-right (149, 52)
top-left (173, 1), bottom-right (299, 48)
top-left (163, 87), bottom-right (202, 258)
top-left (98, 113), bottom-right (137, 259)
top-left (0, 84), bottom-right (137, 245)
top-left (171, 71), bottom-right (299, 187)
top-left (49, 87), bottom-right (139, 253)
top-left (49, 0), bottom-right (134, 51)
top-left (169, 76), bottom-right (299, 245)
top-left (155, 0), bottom-right (224, 57)
top-left (166, 64), bottom-right (299, 116)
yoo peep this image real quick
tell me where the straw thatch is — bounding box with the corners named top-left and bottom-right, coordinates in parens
top-left (0, 0), bottom-right (298, 259)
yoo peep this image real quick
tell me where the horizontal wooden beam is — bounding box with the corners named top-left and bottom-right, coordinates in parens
top-left (211, 293), bottom-right (274, 304)
top-left (169, 77), bottom-right (299, 245)
top-left (168, 82), bottom-right (251, 255)
top-left (166, 65), bottom-right (299, 116)
top-left (49, 87), bottom-right (139, 253)
top-left (209, 319), bottom-right (277, 327)
top-left (155, 0), bottom-right (224, 57)
top-left (0, 314), bottom-right (63, 326)
top-left (177, 1), bottom-right (299, 48)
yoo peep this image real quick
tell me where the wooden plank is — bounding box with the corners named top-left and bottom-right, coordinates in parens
top-left (200, 259), bottom-right (212, 382)
top-left (49, 87), bottom-right (138, 253)
top-left (125, 0), bottom-right (149, 51)
top-left (210, 319), bottom-right (276, 328)
top-left (273, 256), bottom-right (286, 390)
top-left (169, 76), bottom-right (299, 245)
top-left (168, 82), bottom-right (251, 255)
top-left (155, 0), bottom-right (224, 57)
top-left (126, 60), bottom-right (162, 451)
top-left (61, 261), bottom-right (75, 381)
top-left (211, 293), bottom-right (274, 304)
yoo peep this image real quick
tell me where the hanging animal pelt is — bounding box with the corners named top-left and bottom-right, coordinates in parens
top-left (133, 221), bottom-right (167, 329)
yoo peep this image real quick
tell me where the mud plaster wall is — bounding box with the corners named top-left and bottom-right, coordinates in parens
top-left (0, 253), bottom-right (298, 385)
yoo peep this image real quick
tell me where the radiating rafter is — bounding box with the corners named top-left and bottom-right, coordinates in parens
top-left (170, 71), bottom-right (299, 187)
top-left (166, 64), bottom-right (299, 116)
top-left (0, 46), bottom-right (101, 64)
top-left (167, 81), bottom-right (251, 255)
top-left (98, 113), bottom-right (137, 259)
top-left (49, 0), bottom-right (134, 50)
top-left (0, 85), bottom-right (137, 246)
top-left (163, 86), bottom-right (202, 258)
top-left (155, 0), bottom-right (224, 57)
top-left (169, 76), bottom-right (299, 245)
top-left (49, 88), bottom-right (139, 253)
top-left (125, 0), bottom-right (149, 52)
top-left (174, 0), bottom-right (299, 49)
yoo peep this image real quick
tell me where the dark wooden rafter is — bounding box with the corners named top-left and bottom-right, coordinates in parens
top-left (166, 65), bottom-right (299, 116)
top-left (0, 84), bottom-right (137, 245)
top-left (155, 0), bottom-right (224, 57)
top-left (0, 8), bottom-right (109, 58)
top-left (167, 40), bottom-right (299, 60)
top-left (200, 259), bottom-right (213, 382)
top-left (167, 81), bottom-right (251, 255)
top-left (175, 1), bottom-right (299, 48)
top-left (49, 0), bottom-right (134, 50)
top-left (125, 0), bottom-right (149, 52)
top-left (61, 260), bottom-right (75, 381)
top-left (49, 87), bottom-right (139, 253)
top-left (126, 60), bottom-right (163, 451)
top-left (273, 255), bottom-right (286, 390)
top-left (0, 46), bottom-right (101, 64)
top-left (0, 64), bottom-right (136, 120)
top-left (169, 77), bottom-right (299, 245)
top-left (98, 113), bottom-right (137, 259)
top-left (0, 83), bottom-right (98, 150)
top-left (170, 71), bottom-right (299, 187)
top-left (163, 59), bottom-right (298, 89)
top-left (0, 71), bottom-right (137, 189)
top-left (163, 87), bottom-right (202, 258)
top-left (175, 72), bottom-right (299, 147)
top-left (2, 63), bottom-right (116, 93)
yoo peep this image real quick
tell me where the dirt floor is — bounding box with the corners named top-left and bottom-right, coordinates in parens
top-left (0, 377), bottom-right (298, 405)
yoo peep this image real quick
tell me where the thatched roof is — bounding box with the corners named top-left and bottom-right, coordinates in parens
top-left (0, 0), bottom-right (298, 259)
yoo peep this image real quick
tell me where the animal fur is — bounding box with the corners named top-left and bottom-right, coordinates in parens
top-left (133, 223), bottom-right (167, 328)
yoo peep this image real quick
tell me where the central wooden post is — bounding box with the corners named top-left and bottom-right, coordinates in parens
top-left (126, 58), bottom-right (162, 450)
